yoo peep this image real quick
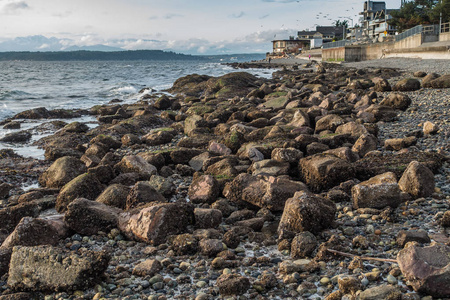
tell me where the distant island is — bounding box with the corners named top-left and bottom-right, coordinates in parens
top-left (0, 50), bottom-right (265, 62)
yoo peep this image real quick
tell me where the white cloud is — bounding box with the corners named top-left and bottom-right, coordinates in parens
top-left (1, 0), bottom-right (29, 14)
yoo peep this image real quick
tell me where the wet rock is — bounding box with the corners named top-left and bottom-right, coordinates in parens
top-left (351, 172), bottom-right (401, 209)
top-left (132, 259), bottom-right (162, 277)
top-left (126, 181), bottom-right (166, 210)
top-left (337, 275), bottom-right (361, 294)
top-left (64, 198), bottom-right (121, 236)
top-left (278, 191), bottom-right (336, 236)
top-left (2, 121), bottom-right (21, 129)
top-left (0, 131), bottom-right (31, 143)
top-left (224, 173), bottom-right (308, 212)
top-left (56, 173), bottom-right (104, 213)
top-left (171, 233), bottom-right (199, 255)
top-left (95, 184), bottom-right (130, 209)
top-left (7, 245), bottom-right (110, 292)
top-left (397, 244), bottom-right (450, 297)
top-left (118, 202), bottom-right (194, 245)
top-left (38, 156), bottom-right (87, 189)
top-left (398, 161), bottom-right (435, 199)
top-left (148, 175), bottom-right (175, 197)
top-left (290, 231), bottom-right (317, 258)
top-left (235, 217), bottom-right (265, 231)
top-left (153, 95), bottom-right (172, 110)
top-left (380, 93), bottom-right (412, 111)
top-left (393, 78), bottom-right (421, 91)
top-left (194, 208), bottom-right (222, 229)
top-left (0, 183), bottom-right (13, 200)
top-left (298, 154), bottom-right (355, 193)
top-left (188, 175), bottom-right (220, 204)
top-left (216, 273), bottom-right (250, 296)
top-left (440, 211), bottom-right (450, 227)
top-left (396, 230), bottom-right (431, 248)
top-left (12, 107), bottom-right (50, 119)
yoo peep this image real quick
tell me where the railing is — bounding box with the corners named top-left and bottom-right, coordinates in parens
top-left (322, 40), bottom-right (349, 49)
top-left (394, 25), bottom-right (422, 42)
top-left (423, 24), bottom-right (439, 35)
top-left (441, 22), bottom-right (450, 33)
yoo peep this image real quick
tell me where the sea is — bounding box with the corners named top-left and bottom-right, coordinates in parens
top-left (0, 58), bottom-right (273, 158)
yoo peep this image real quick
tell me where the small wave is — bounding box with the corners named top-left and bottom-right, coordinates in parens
top-left (0, 89), bottom-right (32, 100)
top-left (111, 86), bottom-right (137, 94)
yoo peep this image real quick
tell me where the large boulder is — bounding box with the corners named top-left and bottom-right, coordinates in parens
top-left (95, 184), bottom-right (130, 209)
top-left (379, 93), bottom-right (412, 111)
top-left (351, 172), bottom-right (401, 209)
top-left (118, 202), bottom-right (195, 245)
top-left (397, 244), bottom-right (450, 297)
top-left (7, 245), bottom-right (110, 292)
top-left (115, 155), bottom-right (157, 179)
top-left (1, 216), bottom-right (67, 250)
top-left (278, 191), bottom-right (336, 236)
top-left (224, 173), bottom-right (308, 212)
top-left (38, 156), bottom-right (87, 189)
top-left (56, 173), bottom-right (104, 213)
top-left (398, 161), bottom-right (435, 199)
top-left (426, 74), bottom-right (450, 89)
top-left (393, 78), bottom-right (421, 91)
top-left (188, 175), bottom-right (220, 204)
top-left (64, 198), bottom-right (121, 236)
top-left (298, 154), bottom-right (355, 193)
top-left (126, 181), bottom-right (166, 210)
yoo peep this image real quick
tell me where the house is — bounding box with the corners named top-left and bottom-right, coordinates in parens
top-left (272, 37), bottom-right (306, 55)
top-left (359, 1), bottom-right (397, 39)
top-left (297, 26), bottom-right (345, 48)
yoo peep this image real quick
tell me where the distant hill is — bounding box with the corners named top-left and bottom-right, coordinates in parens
top-left (0, 50), bottom-right (204, 61)
top-left (63, 45), bottom-right (124, 52)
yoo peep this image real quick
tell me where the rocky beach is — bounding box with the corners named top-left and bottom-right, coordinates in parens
top-left (0, 57), bottom-right (449, 300)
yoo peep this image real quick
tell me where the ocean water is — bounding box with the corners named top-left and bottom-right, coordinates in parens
top-left (0, 59), bottom-right (273, 158)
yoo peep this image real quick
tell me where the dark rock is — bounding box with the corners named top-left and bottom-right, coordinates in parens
top-left (0, 202), bottom-right (40, 235)
top-left (396, 230), bottom-right (431, 248)
top-left (290, 231), bottom-right (318, 258)
top-left (427, 74), bottom-right (450, 88)
top-left (352, 172), bottom-right (401, 209)
top-left (194, 208), bottom-right (222, 229)
top-left (64, 198), bottom-right (121, 235)
top-left (199, 238), bottom-right (224, 257)
top-left (0, 183), bottom-right (13, 200)
top-left (398, 161), bottom-right (435, 199)
top-left (0, 131), bottom-right (31, 143)
top-left (56, 173), bottom-right (104, 213)
top-left (1, 216), bottom-right (67, 249)
top-left (384, 136), bottom-right (417, 151)
top-left (393, 78), bottom-right (421, 91)
top-left (126, 181), bottom-right (166, 210)
top-left (115, 155), bottom-right (157, 180)
top-left (380, 93), bottom-right (412, 111)
top-left (422, 73), bottom-right (441, 88)
top-left (298, 154), bottom-right (355, 193)
top-left (171, 233), bottom-right (199, 255)
top-left (278, 191), bottom-right (336, 236)
top-left (7, 245), bottom-right (110, 292)
top-left (96, 184), bottom-right (130, 209)
top-left (216, 273), bottom-right (250, 296)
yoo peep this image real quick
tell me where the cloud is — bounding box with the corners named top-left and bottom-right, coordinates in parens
top-left (230, 11), bottom-right (245, 18)
top-left (261, 0), bottom-right (298, 2)
top-left (1, 0), bottom-right (29, 14)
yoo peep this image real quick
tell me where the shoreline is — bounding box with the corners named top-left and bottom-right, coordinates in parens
top-left (0, 59), bottom-right (449, 299)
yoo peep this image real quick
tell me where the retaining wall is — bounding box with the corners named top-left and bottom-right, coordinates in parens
top-left (440, 32), bottom-right (450, 42)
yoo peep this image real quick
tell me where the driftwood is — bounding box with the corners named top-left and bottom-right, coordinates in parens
top-left (327, 248), bottom-right (398, 263)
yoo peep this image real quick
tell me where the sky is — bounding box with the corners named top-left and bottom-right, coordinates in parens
top-left (0, 0), bottom-right (402, 54)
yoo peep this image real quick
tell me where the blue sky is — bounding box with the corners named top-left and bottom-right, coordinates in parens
top-left (0, 0), bottom-right (401, 54)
